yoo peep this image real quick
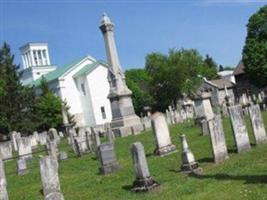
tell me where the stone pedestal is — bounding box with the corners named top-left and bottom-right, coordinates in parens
top-left (151, 112), bottom-right (176, 156)
top-left (131, 142), bottom-right (159, 192)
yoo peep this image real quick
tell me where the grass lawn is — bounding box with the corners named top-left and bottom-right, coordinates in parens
top-left (5, 111), bottom-right (267, 200)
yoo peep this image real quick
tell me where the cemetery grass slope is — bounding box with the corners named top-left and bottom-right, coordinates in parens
top-left (5, 112), bottom-right (267, 200)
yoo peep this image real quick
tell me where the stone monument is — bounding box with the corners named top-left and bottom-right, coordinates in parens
top-left (228, 105), bottom-right (251, 153)
top-left (248, 104), bottom-right (267, 144)
top-left (99, 13), bottom-right (143, 137)
top-left (131, 142), bottom-right (159, 192)
top-left (208, 115), bottom-right (229, 163)
top-left (151, 112), bottom-right (176, 156)
top-left (17, 158), bottom-right (28, 175)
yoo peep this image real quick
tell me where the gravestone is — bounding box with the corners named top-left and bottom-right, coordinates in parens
top-left (201, 119), bottom-right (209, 136)
top-left (98, 143), bottom-right (120, 174)
top-left (48, 128), bottom-right (60, 144)
top-left (151, 112), bottom-right (176, 156)
top-left (74, 137), bottom-right (90, 157)
top-left (58, 151), bottom-right (68, 161)
top-left (180, 134), bottom-right (200, 173)
top-left (0, 141), bottom-right (13, 160)
top-left (174, 110), bottom-right (183, 123)
top-left (85, 131), bottom-right (93, 152)
top-left (194, 93), bottom-right (214, 120)
top-left (39, 156), bottom-right (64, 200)
top-left (168, 105), bottom-right (175, 124)
top-left (228, 105), bottom-right (251, 153)
top-left (39, 132), bottom-right (48, 146)
top-left (107, 126), bottom-right (115, 144)
top-left (17, 137), bottom-right (32, 160)
top-left (249, 104), bottom-right (267, 144)
top-left (29, 134), bottom-right (38, 149)
top-left (10, 131), bottom-right (18, 151)
top-left (0, 159), bottom-right (8, 200)
top-left (165, 110), bottom-right (171, 124)
top-left (17, 158), bottom-right (28, 175)
top-left (208, 115), bottom-right (229, 163)
top-left (131, 142), bottom-right (159, 192)
top-left (46, 140), bottom-right (58, 161)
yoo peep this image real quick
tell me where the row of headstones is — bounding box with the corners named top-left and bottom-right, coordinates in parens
top-left (0, 128), bottom-right (65, 162)
top-left (0, 128), bottom-right (68, 200)
top-left (165, 104), bottom-right (195, 125)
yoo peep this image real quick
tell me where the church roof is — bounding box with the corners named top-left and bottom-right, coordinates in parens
top-left (233, 60), bottom-right (245, 75)
top-left (29, 55), bottom-right (105, 87)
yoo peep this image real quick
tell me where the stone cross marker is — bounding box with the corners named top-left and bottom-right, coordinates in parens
top-left (228, 105), bottom-right (251, 153)
top-left (39, 156), bottom-right (64, 200)
top-left (17, 137), bottom-right (32, 160)
top-left (98, 143), bottom-right (120, 174)
top-left (0, 159), bottom-right (8, 200)
top-left (208, 115), bottom-right (229, 163)
top-left (131, 142), bottom-right (159, 192)
top-left (151, 112), bottom-right (176, 156)
top-left (248, 104), bottom-right (267, 144)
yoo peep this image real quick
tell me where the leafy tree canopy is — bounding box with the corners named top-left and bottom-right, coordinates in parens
top-left (242, 5), bottom-right (267, 87)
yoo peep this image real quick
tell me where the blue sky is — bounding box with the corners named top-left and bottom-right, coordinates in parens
top-left (1, 0), bottom-right (267, 69)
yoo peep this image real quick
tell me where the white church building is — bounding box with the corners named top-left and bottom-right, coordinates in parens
top-left (19, 42), bottom-right (112, 129)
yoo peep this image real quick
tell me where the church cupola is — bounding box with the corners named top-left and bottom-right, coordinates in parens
top-left (20, 43), bottom-right (51, 70)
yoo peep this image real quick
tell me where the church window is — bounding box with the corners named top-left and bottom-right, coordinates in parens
top-left (101, 106), bottom-right (106, 119)
top-left (33, 50), bottom-right (38, 66)
top-left (81, 83), bottom-right (86, 95)
top-left (38, 50), bottom-right (42, 65)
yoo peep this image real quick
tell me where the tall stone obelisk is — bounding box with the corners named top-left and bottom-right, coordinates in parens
top-left (99, 13), bottom-right (143, 137)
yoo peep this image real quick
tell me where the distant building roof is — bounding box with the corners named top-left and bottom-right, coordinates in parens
top-left (217, 70), bottom-right (234, 77)
top-left (209, 79), bottom-right (235, 89)
top-left (28, 55), bottom-right (105, 87)
top-left (233, 61), bottom-right (245, 76)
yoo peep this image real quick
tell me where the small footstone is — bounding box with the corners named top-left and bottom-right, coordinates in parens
top-left (17, 158), bottom-right (28, 175)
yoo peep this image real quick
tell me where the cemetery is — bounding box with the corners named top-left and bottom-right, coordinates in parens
top-left (1, 2), bottom-right (267, 200)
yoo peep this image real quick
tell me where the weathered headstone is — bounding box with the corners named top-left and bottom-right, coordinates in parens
top-left (39, 132), bottom-right (48, 146)
top-left (17, 158), bottom-right (28, 175)
top-left (58, 131), bottom-right (64, 138)
top-left (39, 156), bottom-right (64, 200)
top-left (74, 136), bottom-right (90, 156)
top-left (17, 137), bottom-right (32, 160)
top-left (48, 128), bottom-right (60, 144)
top-left (180, 134), bottom-right (200, 173)
top-left (228, 105), bottom-right (251, 153)
top-left (29, 134), bottom-right (38, 149)
top-left (107, 127), bottom-right (115, 144)
top-left (0, 159), bottom-right (8, 200)
top-left (208, 115), bottom-right (229, 163)
top-left (10, 131), bottom-right (18, 151)
top-left (46, 140), bottom-right (58, 161)
top-left (201, 119), bottom-right (209, 136)
top-left (58, 151), bottom-right (68, 161)
top-left (98, 143), bottom-right (120, 174)
top-left (131, 142), bottom-right (159, 192)
top-left (0, 141), bottom-right (13, 160)
top-left (248, 104), bottom-right (267, 144)
top-left (151, 112), bottom-right (176, 156)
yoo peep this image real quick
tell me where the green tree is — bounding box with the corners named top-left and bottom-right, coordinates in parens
top-left (145, 48), bottom-right (218, 111)
top-left (125, 69), bottom-right (154, 115)
top-left (242, 5), bottom-right (267, 87)
top-left (0, 43), bottom-right (36, 134)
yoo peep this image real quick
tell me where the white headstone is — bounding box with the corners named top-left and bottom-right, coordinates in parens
top-left (208, 115), bottom-right (228, 163)
top-left (248, 104), bottom-right (267, 144)
top-left (228, 105), bottom-right (251, 153)
top-left (0, 159), bottom-right (8, 200)
top-left (17, 137), bottom-right (32, 160)
top-left (151, 112), bottom-right (176, 156)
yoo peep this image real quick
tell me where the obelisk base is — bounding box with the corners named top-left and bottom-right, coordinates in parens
top-left (131, 177), bottom-right (160, 192)
top-left (111, 115), bottom-right (144, 137)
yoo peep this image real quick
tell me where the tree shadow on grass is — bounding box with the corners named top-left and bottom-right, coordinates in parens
top-left (189, 173), bottom-right (267, 184)
top-left (197, 157), bottom-right (213, 163)
top-left (122, 185), bottom-right (133, 191)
